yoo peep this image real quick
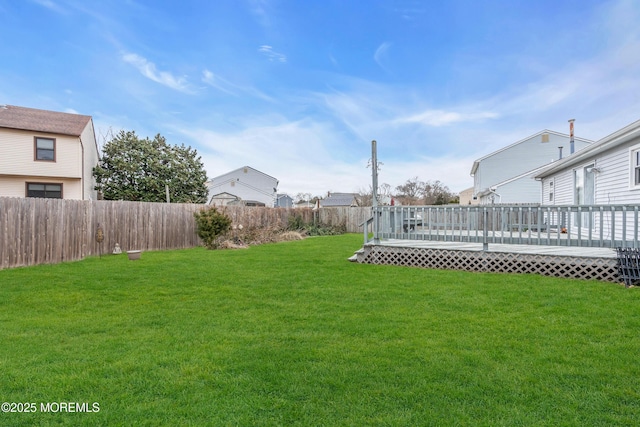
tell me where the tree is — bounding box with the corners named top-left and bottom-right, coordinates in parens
top-left (422, 180), bottom-right (456, 205)
top-left (93, 130), bottom-right (208, 203)
top-left (393, 177), bottom-right (457, 205)
top-left (358, 183), bottom-right (392, 206)
top-left (395, 177), bottom-right (425, 205)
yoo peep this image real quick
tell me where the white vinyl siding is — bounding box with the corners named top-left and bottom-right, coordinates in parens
top-left (539, 132), bottom-right (640, 241)
top-left (473, 131), bottom-right (591, 205)
top-left (479, 177), bottom-right (542, 204)
top-left (0, 129), bottom-right (82, 178)
top-left (80, 120), bottom-right (99, 200)
top-left (594, 148), bottom-right (631, 204)
top-left (0, 122), bottom-right (98, 200)
top-left (542, 169), bottom-right (574, 205)
top-left (208, 167), bottom-right (278, 206)
top-left (0, 176), bottom-right (82, 199)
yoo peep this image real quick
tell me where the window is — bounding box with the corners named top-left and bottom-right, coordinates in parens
top-left (26, 183), bottom-right (63, 199)
top-left (548, 180), bottom-right (554, 202)
top-left (633, 149), bottom-right (640, 187)
top-left (35, 137), bottom-right (56, 161)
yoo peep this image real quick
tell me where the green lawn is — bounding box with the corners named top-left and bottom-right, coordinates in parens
top-left (1, 234), bottom-right (639, 426)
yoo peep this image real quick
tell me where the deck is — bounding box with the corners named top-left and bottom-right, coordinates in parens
top-left (351, 239), bottom-right (621, 284)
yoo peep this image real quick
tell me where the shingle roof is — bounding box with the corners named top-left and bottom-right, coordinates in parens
top-left (0, 105), bottom-right (91, 136)
top-left (321, 193), bottom-right (358, 207)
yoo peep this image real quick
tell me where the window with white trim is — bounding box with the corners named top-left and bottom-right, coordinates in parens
top-left (632, 148), bottom-right (640, 188)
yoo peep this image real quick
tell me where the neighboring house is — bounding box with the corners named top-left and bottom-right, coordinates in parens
top-left (294, 199), bottom-right (314, 209)
top-left (535, 118), bottom-right (640, 206)
top-left (275, 193), bottom-right (293, 208)
top-left (470, 129), bottom-right (592, 204)
top-left (320, 192), bottom-right (359, 207)
top-left (208, 166), bottom-right (278, 207)
top-left (0, 104), bottom-right (99, 200)
top-left (459, 187), bottom-right (479, 205)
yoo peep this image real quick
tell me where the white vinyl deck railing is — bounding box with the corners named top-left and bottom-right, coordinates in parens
top-left (364, 204), bottom-right (640, 249)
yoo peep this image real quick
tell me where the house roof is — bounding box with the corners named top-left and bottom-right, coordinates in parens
top-left (470, 129), bottom-right (594, 176)
top-left (321, 193), bottom-right (358, 207)
top-left (209, 166), bottom-right (278, 185)
top-left (535, 118), bottom-right (640, 179)
top-left (0, 105), bottom-right (92, 137)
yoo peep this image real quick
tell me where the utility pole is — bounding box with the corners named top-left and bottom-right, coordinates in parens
top-left (371, 140), bottom-right (380, 243)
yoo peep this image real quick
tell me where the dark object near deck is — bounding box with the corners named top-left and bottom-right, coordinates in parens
top-left (402, 218), bottom-right (423, 232)
top-left (615, 248), bottom-right (640, 287)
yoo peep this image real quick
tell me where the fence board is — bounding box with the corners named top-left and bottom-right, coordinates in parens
top-left (0, 197), bottom-right (367, 270)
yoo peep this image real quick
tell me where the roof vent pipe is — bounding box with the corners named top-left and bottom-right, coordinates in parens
top-left (558, 146), bottom-right (563, 160)
top-left (568, 118), bottom-right (575, 154)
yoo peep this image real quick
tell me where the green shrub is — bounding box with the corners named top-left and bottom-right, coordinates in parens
top-left (286, 213), bottom-right (345, 236)
top-left (287, 213), bottom-right (307, 231)
top-left (304, 222), bottom-right (346, 236)
top-left (194, 206), bottom-right (233, 249)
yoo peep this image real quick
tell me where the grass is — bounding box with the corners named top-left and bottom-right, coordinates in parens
top-left (1, 234), bottom-right (639, 426)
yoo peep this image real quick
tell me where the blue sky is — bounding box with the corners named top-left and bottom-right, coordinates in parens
top-left (1, 0), bottom-right (639, 197)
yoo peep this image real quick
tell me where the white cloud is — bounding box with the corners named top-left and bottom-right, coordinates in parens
top-left (394, 109), bottom-right (499, 127)
top-left (202, 69), bottom-right (275, 102)
top-left (177, 118), bottom-right (368, 195)
top-left (201, 70), bottom-right (237, 96)
top-left (31, 0), bottom-right (66, 13)
top-left (258, 45), bottom-right (287, 63)
top-left (122, 53), bottom-right (192, 93)
top-left (248, 0), bottom-right (272, 28)
top-left (373, 42), bottom-right (392, 70)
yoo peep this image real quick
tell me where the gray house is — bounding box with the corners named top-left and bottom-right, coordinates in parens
top-left (275, 194), bottom-right (293, 208)
top-left (208, 166), bottom-right (278, 207)
top-left (320, 192), bottom-right (359, 207)
top-left (471, 129), bottom-right (592, 204)
top-left (534, 118), bottom-right (640, 241)
top-left (535, 118), bottom-right (640, 206)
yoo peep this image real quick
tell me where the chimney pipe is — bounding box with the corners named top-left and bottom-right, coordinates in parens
top-left (569, 119), bottom-right (575, 154)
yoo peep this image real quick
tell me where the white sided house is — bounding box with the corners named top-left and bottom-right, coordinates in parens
top-left (0, 105), bottom-right (99, 200)
top-left (536, 120), bottom-right (640, 241)
top-left (536, 119), bottom-right (640, 205)
top-left (471, 130), bottom-right (592, 204)
top-left (208, 166), bottom-right (278, 207)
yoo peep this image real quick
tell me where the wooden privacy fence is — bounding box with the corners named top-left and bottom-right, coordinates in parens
top-left (0, 197), bottom-right (204, 270)
top-left (1, 198), bottom-right (368, 270)
top-left (316, 206), bottom-right (371, 233)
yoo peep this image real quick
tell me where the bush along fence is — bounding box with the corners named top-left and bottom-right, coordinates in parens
top-left (0, 197), bottom-right (368, 270)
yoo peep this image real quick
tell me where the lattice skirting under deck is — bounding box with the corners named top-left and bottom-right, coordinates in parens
top-left (357, 245), bottom-right (620, 283)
